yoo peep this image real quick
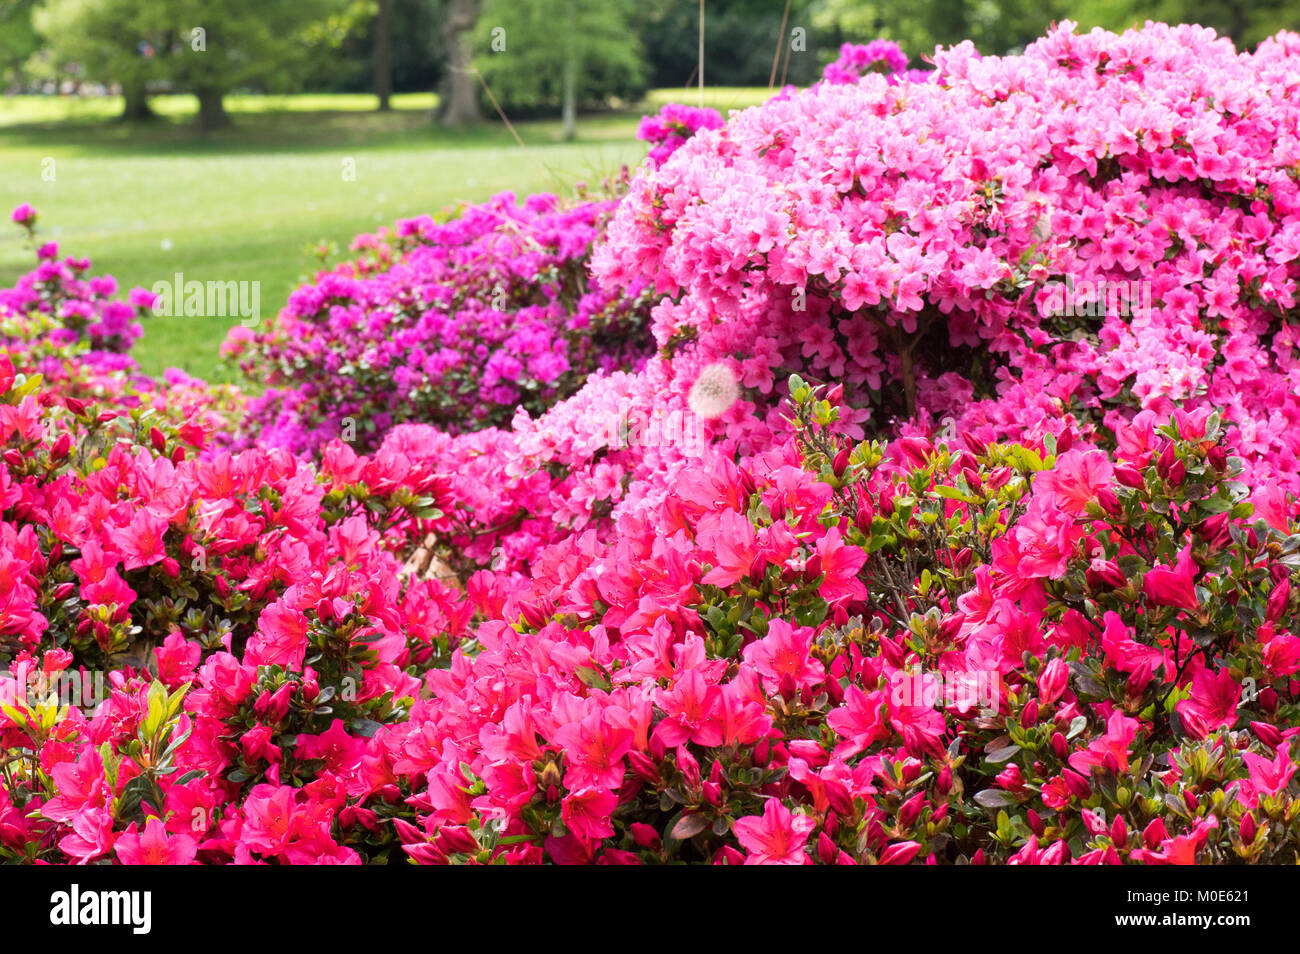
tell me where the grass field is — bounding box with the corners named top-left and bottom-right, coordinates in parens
top-left (0, 88), bottom-right (771, 382)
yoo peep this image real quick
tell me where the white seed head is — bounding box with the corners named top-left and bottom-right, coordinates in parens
top-left (688, 362), bottom-right (740, 420)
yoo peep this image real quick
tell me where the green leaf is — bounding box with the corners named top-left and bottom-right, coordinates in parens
top-left (670, 813), bottom-right (708, 840)
top-left (574, 666), bottom-right (611, 692)
top-left (974, 789), bottom-right (1017, 809)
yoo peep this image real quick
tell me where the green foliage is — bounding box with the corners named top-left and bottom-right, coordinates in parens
top-left (472, 0), bottom-right (646, 116)
top-left (811, 0), bottom-right (1072, 56)
top-left (1071, 0), bottom-right (1300, 46)
top-left (32, 0), bottom-right (351, 112)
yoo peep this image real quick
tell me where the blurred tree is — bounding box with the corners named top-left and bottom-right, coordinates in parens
top-left (439, 0), bottom-right (481, 125)
top-left (0, 0), bottom-right (41, 88)
top-left (472, 0), bottom-right (645, 137)
top-left (33, 0), bottom-right (350, 127)
top-left (374, 0), bottom-right (392, 109)
top-left (1072, 0), bottom-right (1300, 47)
top-left (33, 0), bottom-right (168, 118)
top-left (304, 0), bottom-right (440, 97)
top-left (640, 0), bottom-right (826, 88)
top-left (811, 0), bottom-right (1071, 58)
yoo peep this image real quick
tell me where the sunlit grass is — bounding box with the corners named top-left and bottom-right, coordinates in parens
top-left (1, 89), bottom-right (778, 381)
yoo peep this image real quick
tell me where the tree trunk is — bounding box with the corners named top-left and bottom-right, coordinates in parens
top-left (561, 0), bottom-right (577, 140)
top-left (439, 0), bottom-right (482, 126)
top-left (561, 48), bottom-right (576, 141)
top-left (120, 77), bottom-right (154, 122)
top-left (374, 0), bottom-right (393, 111)
top-left (196, 86), bottom-right (230, 131)
top-left (1227, 0), bottom-right (1248, 46)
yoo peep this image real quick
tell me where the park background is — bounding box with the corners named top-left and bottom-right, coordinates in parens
top-left (2, 0), bottom-right (1297, 383)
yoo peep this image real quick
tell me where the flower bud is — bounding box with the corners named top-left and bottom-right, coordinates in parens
top-left (1157, 442), bottom-right (1177, 479)
top-left (630, 823), bottom-right (661, 850)
top-left (1020, 699), bottom-right (1040, 727)
top-left (1267, 577), bottom-right (1291, 624)
top-left (1115, 464), bottom-right (1145, 488)
top-left (1086, 558), bottom-right (1127, 592)
top-left (899, 791), bottom-right (926, 829)
top-left (1038, 657), bottom-right (1069, 706)
top-left (1095, 486), bottom-right (1122, 517)
top-left (1142, 817), bottom-right (1167, 848)
top-left (49, 432), bottom-right (72, 462)
top-left (1251, 721), bottom-right (1283, 748)
top-left (832, 446), bottom-right (851, 478)
top-left (936, 765), bottom-right (952, 795)
top-left (1052, 731), bottom-right (1068, 760)
top-left (818, 831), bottom-right (838, 865)
top-left (1063, 769), bottom-right (1091, 799)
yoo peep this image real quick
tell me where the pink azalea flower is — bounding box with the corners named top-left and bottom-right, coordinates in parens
top-left (561, 787), bottom-right (618, 841)
top-left (1241, 742), bottom-right (1296, 807)
top-left (1143, 545), bottom-right (1200, 614)
top-left (733, 798), bottom-right (815, 865)
top-left (1175, 668), bottom-right (1240, 740)
top-left (114, 817), bottom-right (199, 865)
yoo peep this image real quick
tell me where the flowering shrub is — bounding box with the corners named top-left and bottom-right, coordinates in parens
top-left (8, 21), bottom-right (1300, 865)
top-left (594, 20), bottom-right (1300, 500)
top-left (353, 382), bottom-right (1300, 865)
top-left (0, 352), bottom-right (470, 863)
top-left (2, 215), bottom-right (243, 445)
top-left (821, 39), bottom-right (912, 84)
top-left (637, 103), bottom-right (725, 168)
top-left (225, 190), bottom-right (655, 456)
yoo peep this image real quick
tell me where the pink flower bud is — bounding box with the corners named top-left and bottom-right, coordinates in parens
top-left (1038, 657), bottom-right (1069, 705)
top-left (879, 840), bottom-right (921, 865)
top-left (818, 831), bottom-right (838, 865)
top-left (1143, 817), bottom-right (1167, 849)
top-left (899, 792), bottom-right (926, 829)
top-left (1063, 769), bottom-right (1092, 799)
top-left (1115, 464), bottom-right (1144, 488)
top-left (1251, 721), bottom-right (1283, 748)
top-left (1096, 486), bottom-right (1122, 516)
top-left (1052, 731), bottom-right (1068, 760)
top-left (1157, 442), bottom-right (1177, 479)
top-left (832, 446), bottom-right (851, 478)
top-left (1267, 577), bottom-right (1291, 624)
top-left (49, 432), bottom-right (72, 461)
top-left (1020, 699), bottom-right (1040, 727)
top-left (630, 823), bottom-right (661, 850)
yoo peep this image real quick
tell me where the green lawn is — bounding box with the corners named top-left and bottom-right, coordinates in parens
top-left (0, 89), bottom-right (772, 383)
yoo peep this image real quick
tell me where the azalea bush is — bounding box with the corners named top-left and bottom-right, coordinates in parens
top-left (6, 20), bottom-right (1300, 865)
top-left (637, 103), bottom-right (726, 168)
top-left (0, 349), bottom-right (471, 863)
top-left (1, 210), bottom-right (243, 445)
top-left (224, 189), bottom-right (656, 456)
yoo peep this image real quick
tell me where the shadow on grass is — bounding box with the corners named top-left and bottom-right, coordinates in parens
top-left (0, 103), bottom-right (652, 158)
